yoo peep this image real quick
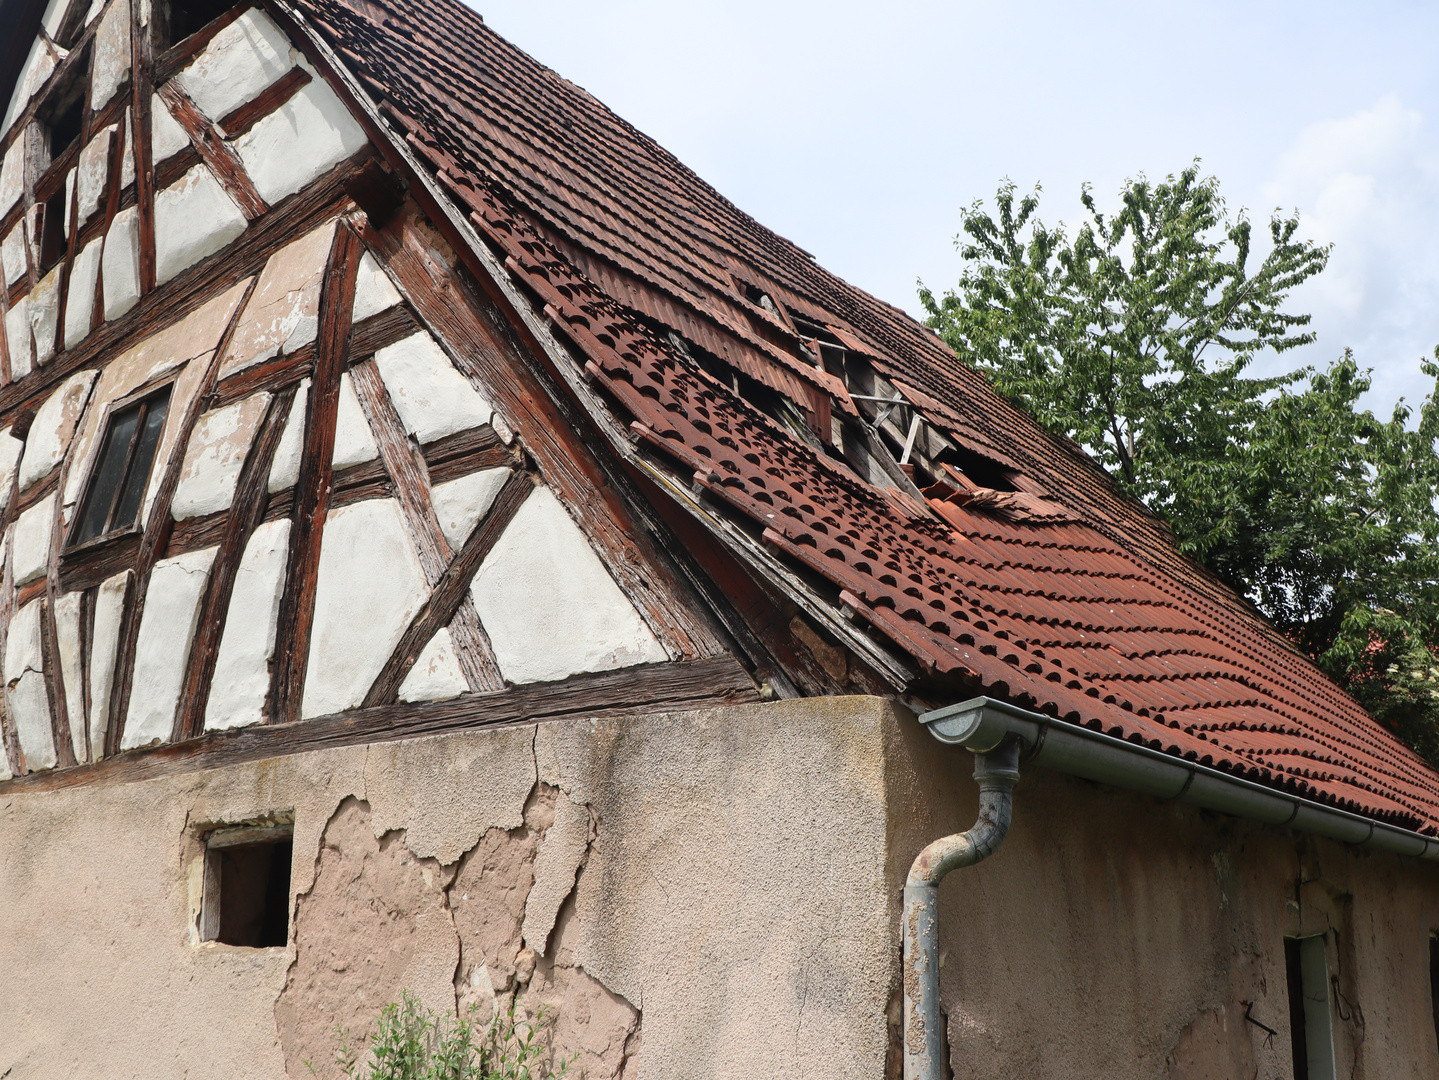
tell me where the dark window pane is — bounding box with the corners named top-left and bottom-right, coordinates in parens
top-left (68, 386), bottom-right (172, 549)
top-left (70, 404), bottom-right (140, 546)
top-left (111, 393), bottom-right (170, 530)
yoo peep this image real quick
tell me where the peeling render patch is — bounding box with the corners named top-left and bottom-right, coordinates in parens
top-left (171, 392), bottom-right (270, 521)
top-left (222, 222), bottom-right (336, 378)
top-left (280, 778), bottom-right (639, 1080)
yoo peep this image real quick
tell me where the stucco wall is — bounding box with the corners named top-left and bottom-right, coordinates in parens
top-left (2, 697), bottom-right (1438, 1079)
top-left (0, 697), bottom-right (899, 1079)
top-left (891, 714), bottom-right (1439, 1080)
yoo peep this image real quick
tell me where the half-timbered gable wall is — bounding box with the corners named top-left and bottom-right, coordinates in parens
top-left (0, 0), bottom-right (699, 782)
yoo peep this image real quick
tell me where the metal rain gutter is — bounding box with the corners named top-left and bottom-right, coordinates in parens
top-left (922, 696), bottom-right (1439, 862)
top-left (900, 695), bottom-right (1439, 1080)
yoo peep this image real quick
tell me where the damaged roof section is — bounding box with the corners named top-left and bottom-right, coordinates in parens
top-left (275, 0), bottom-right (1439, 832)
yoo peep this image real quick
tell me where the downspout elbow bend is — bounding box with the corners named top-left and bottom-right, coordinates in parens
top-left (902, 737), bottom-right (1021, 1080)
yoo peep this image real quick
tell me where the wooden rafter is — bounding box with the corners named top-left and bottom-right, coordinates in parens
top-left (361, 212), bottom-right (726, 664)
top-left (266, 222), bottom-right (363, 725)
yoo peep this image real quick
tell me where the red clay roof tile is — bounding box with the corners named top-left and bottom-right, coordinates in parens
top-left (293, 0), bottom-right (1439, 832)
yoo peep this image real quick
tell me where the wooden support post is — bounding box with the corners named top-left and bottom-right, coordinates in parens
top-left (173, 386), bottom-right (297, 741)
top-left (349, 357), bottom-right (504, 693)
top-left (267, 223), bottom-right (363, 724)
top-left (104, 275), bottom-right (260, 756)
top-left (130, 0), bottom-right (156, 295)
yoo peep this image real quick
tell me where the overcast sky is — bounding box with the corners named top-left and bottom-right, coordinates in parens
top-left (466, 0), bottom-right (1439, 417)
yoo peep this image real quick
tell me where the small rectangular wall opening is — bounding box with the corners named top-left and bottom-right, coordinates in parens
top-left (201, 825), bottom-right (293, 948)
top-left (1285, 935), bottom-right (1336, 1080)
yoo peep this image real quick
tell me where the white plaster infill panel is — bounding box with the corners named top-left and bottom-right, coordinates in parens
top-left (0, 139), bottom-right (23, 220)
top-left (4, 295), bottom-right (31, 380)
top-left (301, 498), bottom-right (429, 719)
top-left (171, 392), bottom-right (270, 520)
top-left (62, 238), bottom-right (102, 350)
top-left (232, 78), bottom-right (368, 205)
top-left (176, 8), bottom-right (295, 122)
top-left (0, 429), bottom-right (23, 512)
top-left (19, 369), bottom-right (98, 493)
top-left (150, 92), bottom-right (190, 163)
top-left (88, 570), bottom-right (129, 760)
top-left (398, 627), bottom-right (467, 703)
top-left (154, 166), bottom-right (247, 285)
top-left (101, 205), bottom-right (141, 321)
top-left (2, 219), bottom-right (27, 288)
top-left (373, 331), bottom-right (493, 444)
top-left (221, 221), bottom-right (336, 378)
top-left (2, 40), bottom-right (54, 137)
top-left (29, 264), bottom-right (62, 366)
top-left (431, 468), bottom-right (509, 551)
top-left (4, 597), bottom-right (54, 770)
top-left (353, 252), bottom-right (402, 323)
top-left (54, 590), bottom-right (87, 763)
top-left (206, 518), bottom-right (291, 731)
top-left (76, 126), bottom-right (113, 228)
top-left (122, 547), bottom-right (217, 749)
top-left (12, 495), bottom-right (55, 587)
top-left (470, 487), bottom-right (667, 684)
top-left (90, 0), bottom-right (131, 113)
top-left (333, 373), bottom-right (378, 469)
top-left (267, 378), bottom-right (307, 491)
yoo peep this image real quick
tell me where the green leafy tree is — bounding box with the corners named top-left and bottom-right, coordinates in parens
top-left (920, 164), bottom-right (1439, 761)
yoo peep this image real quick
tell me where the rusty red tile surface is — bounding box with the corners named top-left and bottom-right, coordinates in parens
top-left (293, 0), bottom-right (1439, 832)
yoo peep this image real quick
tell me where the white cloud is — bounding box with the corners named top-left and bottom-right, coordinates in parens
top-left (1263, 95), bottom-right (1439, 414)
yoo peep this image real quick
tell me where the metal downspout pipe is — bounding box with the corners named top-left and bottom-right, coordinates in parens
top-left (902, 738), bottom-right (1020, 1080)
top-left (900, 695), bottom-right (1439, 1080)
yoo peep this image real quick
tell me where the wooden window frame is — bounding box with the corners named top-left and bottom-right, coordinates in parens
top-left (64, 380), bottom-right (176, 554)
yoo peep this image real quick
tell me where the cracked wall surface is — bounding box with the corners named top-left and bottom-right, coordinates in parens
top-left (3, 696), bottom-right (1439, 1079)
top-left (0, 697), bottom-right (899, 1079)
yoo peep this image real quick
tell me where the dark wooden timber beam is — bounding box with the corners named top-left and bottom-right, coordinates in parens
top-left (0, 656), bottom-right (759, 793)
